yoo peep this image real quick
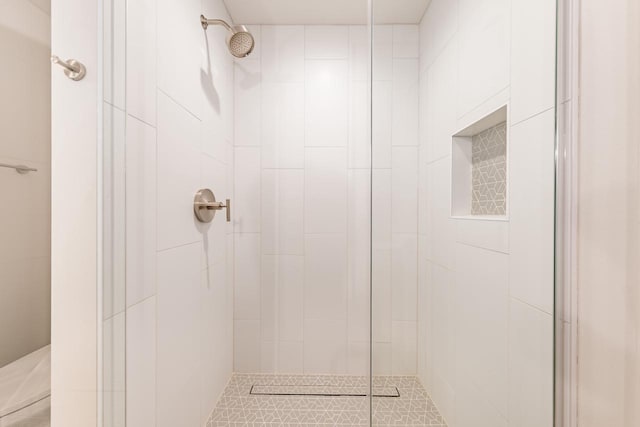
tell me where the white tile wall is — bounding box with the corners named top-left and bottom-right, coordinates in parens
top-left (391, 234), bottom-right (418, 322)
top-left (508, 299), bottom-right (553, 427)
top-left (234, 59), bottom-right (262, 147)
top-left (156, 93), bottom-right (201, 250)
top-left (125, 116), bottom-right (157, 308)
top-left (126, 0), bottom-right (156, 125)
top-left (126, 297), bottom-right (156, 427)
top-left (304, 234), bottom-right (348, 320)
top-left (416, 0), bottom-right (556, 425)
top-left (391, 147), bottom-right (418, 233)
top-left (234, 147), bottom-right (262, 233)
top-left (261, 26), bottom-right (305, 83)
top-left (261, 83), bottom-right (305, 168)
top-left (304, 148), bottom-right (348, 234)
top-left (305, 60), bottom-right (349, 147)
top-left (510, 0), bottom-right (556, 124)
top-left (509, 110), bottom-right (556, 315)
top-left (157, 0), bottom-right (202, 118)
top-left (156, 243), bottom-right (202, 427)
top-left (392, 59), bottom-right (420, 148)
top-left (234, 233), bottom-right (262, 321)
top-left (233, 25), bottom-right (419, 376)
top-left (457, 0), bottom-right (511, 116)
top-left (305, 26), bottom-right (349, 59)
top-left (304, 318), bottom-right (348, 374)
top-left (455, 244), bottom-right (509, 417)
top-left (261, 170), bottom-right (305, 255)
top-left (121, 1), bottom-right (236, 425)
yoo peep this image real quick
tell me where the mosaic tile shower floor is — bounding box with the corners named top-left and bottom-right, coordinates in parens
top-left (206, 374), bottom-right (447, 426)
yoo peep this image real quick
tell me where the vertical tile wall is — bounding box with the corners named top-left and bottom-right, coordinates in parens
top-left (416, 0), bottom-right (557, 426)
top-left (232, 25), bottom-right (420, 376)
top-left (104, 0), bottom-right (236, 426)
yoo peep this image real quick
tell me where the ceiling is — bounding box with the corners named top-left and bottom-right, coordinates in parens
top-left (222, 0), bottom-right (432, 25)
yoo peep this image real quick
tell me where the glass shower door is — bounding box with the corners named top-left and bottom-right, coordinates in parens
top-left (370, 0), bottom-right (558, 425)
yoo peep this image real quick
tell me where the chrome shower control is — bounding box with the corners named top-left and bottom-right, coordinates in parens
top-left (194, 189), bottom-right (231, 223)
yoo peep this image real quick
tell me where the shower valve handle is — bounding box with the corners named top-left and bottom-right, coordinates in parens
top-left (194, 189), bottom-right (231, 223)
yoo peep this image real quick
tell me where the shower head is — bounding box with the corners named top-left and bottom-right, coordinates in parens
top-left (200, 15), bottom-right (255, 58)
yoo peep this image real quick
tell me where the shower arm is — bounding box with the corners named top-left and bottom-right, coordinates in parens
top-left (200, 15), bottom-right (232, 31)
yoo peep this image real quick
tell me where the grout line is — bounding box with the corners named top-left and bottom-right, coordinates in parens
top-left (156, 87), bottom-right (203, 122)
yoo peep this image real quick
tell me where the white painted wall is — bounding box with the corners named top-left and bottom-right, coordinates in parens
top-left (51, 0), bottom-right (99, 423)
top-left (0, 0), bottom-right (51, 369)
top-left (100, 0), bottom-right (236, 425)
top-left (416, 0), bottom-right (556, 425)
top-left (231, 24), bottom-right (421, 376)
top-left (576, 0), bottom-right (640, 426)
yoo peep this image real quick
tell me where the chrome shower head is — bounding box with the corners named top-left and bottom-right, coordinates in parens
top-left (200, 15), bottom-right (255, 58)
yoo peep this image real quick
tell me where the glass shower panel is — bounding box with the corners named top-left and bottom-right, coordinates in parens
top-left (103, 0), bottom-right (374, 425)
top-left (370, 0), bottom-right (557, 425)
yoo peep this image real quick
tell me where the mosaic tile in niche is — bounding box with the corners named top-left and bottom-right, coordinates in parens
top-left (471, 122), bottom-right (507, 215)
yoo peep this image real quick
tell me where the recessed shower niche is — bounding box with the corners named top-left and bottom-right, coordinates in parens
top-left (452, 105), bottom-right (508, 218)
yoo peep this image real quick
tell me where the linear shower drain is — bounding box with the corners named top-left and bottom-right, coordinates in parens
top-left (249, 384), bottom-right (400, 397)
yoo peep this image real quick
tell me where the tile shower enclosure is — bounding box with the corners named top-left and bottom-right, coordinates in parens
top-left (109, 0), bottom-right (558, 426)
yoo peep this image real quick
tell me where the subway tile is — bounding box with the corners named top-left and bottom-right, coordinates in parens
top-left (126, 297), bottom-right (156, 427)
top-left (391, 234), bottom-right (418, 322)
top-left (234, 233), bottom-right (261, 320)
top-left (372, 249), bottom-right (392, 343)
top-left (234, 319), bottom-right (261, 373)
top-left (278, 341), bottom-right (304, 373)
top-left (455, 243), bottom-right (509, 416)
top-left (373, 25), bottom-right (393, 81)
top-left (157, 0), bottom-right (202, 118)
top-left (305, 60), bottom-right (349, 147)
top-left (372, 169), bottom-right (392, 251)
top-left (372, 342), bottom-right (392, 376)
top-left (349, 26), bottom-right (368, 81)
top-left (304, 234), bottom-right (348, 320)
top-left (304, 148), bottom-right (348, 234)
top-left (392, 25), bottom-right (419, 58)
top-left (392, 321), bottom-right (417, 375)
top-left (305, 26), bottom-right (349, 59)
top-left (156, 243), bottom-right (201, 427)
top-left (392, 147), bottom-right (418, 233)
top-left (420, 0), bottom-right (458, 71)
top-left (126, 116), bottom-right (157, 307)
top-left (508, 298), bottom-right (554, 427)
top-left (372, 81), bottom-right (393, 169)
top-left (262, 169), bottom-right (304, 255)
top-left (126, 0), bottom-right (156, 125)
top-left (261, 82), bottom-right (305, 168)
top-left (509, 110), bottom-right (555, 314)
top-left (392, 59), bottom-right (419, 146)
top-left (304, 318), bottom-right (348, 374)
top-left (426, 38), bottom-right (457, 162)
top-left (458, 0), bottom-right (510, 116)
top-left (234, 147), bottom-right (261, 233)
top-left (234, 59), bottom-right (262, 146)
top-left (103, 105), bottom-right (126, 318)
top-left (348, 170), bottom-right (371, 342)
top-left (348, 80), bottom-right (370, 168)
top-left (510, 0), bottom-right (556, 123)
top-left (156, 92), bottom-right (201, 251)
top-left (103, 0), bottom-right (125, 109)
top-left (262, 26), bottom-right (305, 83)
